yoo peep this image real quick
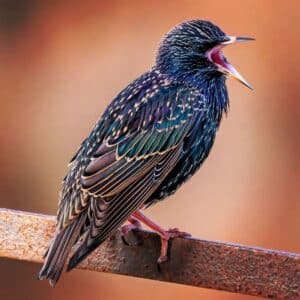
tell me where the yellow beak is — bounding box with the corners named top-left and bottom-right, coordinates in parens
top-left (221, 36), bottom-right (255, 90)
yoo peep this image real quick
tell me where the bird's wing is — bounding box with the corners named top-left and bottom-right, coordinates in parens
top-left (80, 87), bottom-right (197, 196)
top-left (67, 147), bottom-right (182, 270)
top-left (64, 83), bottom-right (202, 269)
top-left (57, 79), bottom-right (201, 229)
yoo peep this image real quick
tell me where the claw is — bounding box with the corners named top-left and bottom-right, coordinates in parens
top-left (166, 228), bottom-right (192, 238)
top-left (120, 216), bottom-right (143, 246)
top-left (121, 235), bottom-right (130, 246)
top-left (157, 254), bottom-right (168, 264)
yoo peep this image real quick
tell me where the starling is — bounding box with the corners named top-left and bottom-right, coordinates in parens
top-left (39, 19), bottom-right (254, 285)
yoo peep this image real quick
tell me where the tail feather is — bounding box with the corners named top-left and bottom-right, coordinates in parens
top-left (66, 236), bottom-right (106, 272)
top-left (66, 244), bottom-right (93, 272)
top-left (38, 213), bottom-right (86, 286)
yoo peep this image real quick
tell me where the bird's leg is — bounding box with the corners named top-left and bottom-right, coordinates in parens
top-left (121, 216), bottom-right (142, 235)
top-left (132, 211), bottom-right (191, 263)
top-left (121, 216), bottom-right (143, 245)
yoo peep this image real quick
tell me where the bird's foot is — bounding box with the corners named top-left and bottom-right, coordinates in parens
top-left (158, 228), bottom-right (191, 263)
top-left (131, 211), bottom-right (191, 264)
top-left (121, 216), bottom-right (143, 246)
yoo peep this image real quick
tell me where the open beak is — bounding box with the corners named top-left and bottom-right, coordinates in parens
top-left (207, 36), bottom-right (255, 90)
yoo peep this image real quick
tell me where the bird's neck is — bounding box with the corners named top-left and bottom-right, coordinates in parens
top-left (196, 73), bottom-right (229, 122)
top-left (154, 66), bottom-right (229, 121)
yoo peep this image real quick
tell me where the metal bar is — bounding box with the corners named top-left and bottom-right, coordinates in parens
top-left (0, 208), bottom-right (299, 298)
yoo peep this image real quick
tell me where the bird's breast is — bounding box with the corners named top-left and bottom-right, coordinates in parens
top-left (148, 114), bottom-right (219, 204)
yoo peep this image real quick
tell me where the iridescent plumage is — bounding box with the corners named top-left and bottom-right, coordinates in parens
top-left (39, 20), bottom-right (252, 285)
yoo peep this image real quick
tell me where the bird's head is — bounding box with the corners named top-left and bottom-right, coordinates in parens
top-left (156, 20), bottom-right (254, 89)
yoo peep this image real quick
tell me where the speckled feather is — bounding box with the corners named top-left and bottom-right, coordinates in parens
top-left (39, 20), bottom-right (230, 285)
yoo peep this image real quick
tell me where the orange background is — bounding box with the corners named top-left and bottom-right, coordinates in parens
top-left (0, 1), bottom-right (299, 299)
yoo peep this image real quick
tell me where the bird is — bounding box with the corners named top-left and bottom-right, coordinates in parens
top-left (38, 19), bottom-right (254, 286)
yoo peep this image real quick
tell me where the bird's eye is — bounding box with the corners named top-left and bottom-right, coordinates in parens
top-left (199, 41), bottom-right (218, 53)
top-left (197, 42), bottom-right (211, 53)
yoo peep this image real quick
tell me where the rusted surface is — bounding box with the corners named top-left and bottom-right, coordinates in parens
top-left (0, 208), bottom-right (299, 299)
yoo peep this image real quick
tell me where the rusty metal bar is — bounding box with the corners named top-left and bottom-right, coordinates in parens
top-left (0, 208), bottom-right (299, 298)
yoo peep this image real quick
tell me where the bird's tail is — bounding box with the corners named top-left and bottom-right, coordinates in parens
top-left (38, 213), bottom-right (86, 286)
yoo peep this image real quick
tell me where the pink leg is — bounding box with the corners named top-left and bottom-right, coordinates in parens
top-left (132, 211), bottom-right (191, 263)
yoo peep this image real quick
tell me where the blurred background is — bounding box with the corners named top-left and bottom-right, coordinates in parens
top-left (0, 1), bottom-right (299, 299)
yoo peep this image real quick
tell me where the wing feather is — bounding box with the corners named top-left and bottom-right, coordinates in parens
top-left (57, 83), bottom-right (200, 231)
top-left (67, 147), bottom-right (181, 270)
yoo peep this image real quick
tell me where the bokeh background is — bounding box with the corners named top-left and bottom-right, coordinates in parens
top-left (0, 1), bottom-right (299, 299)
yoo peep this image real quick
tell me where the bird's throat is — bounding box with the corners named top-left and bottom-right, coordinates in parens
top-left (206, 45), bottom-right (229, 72)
